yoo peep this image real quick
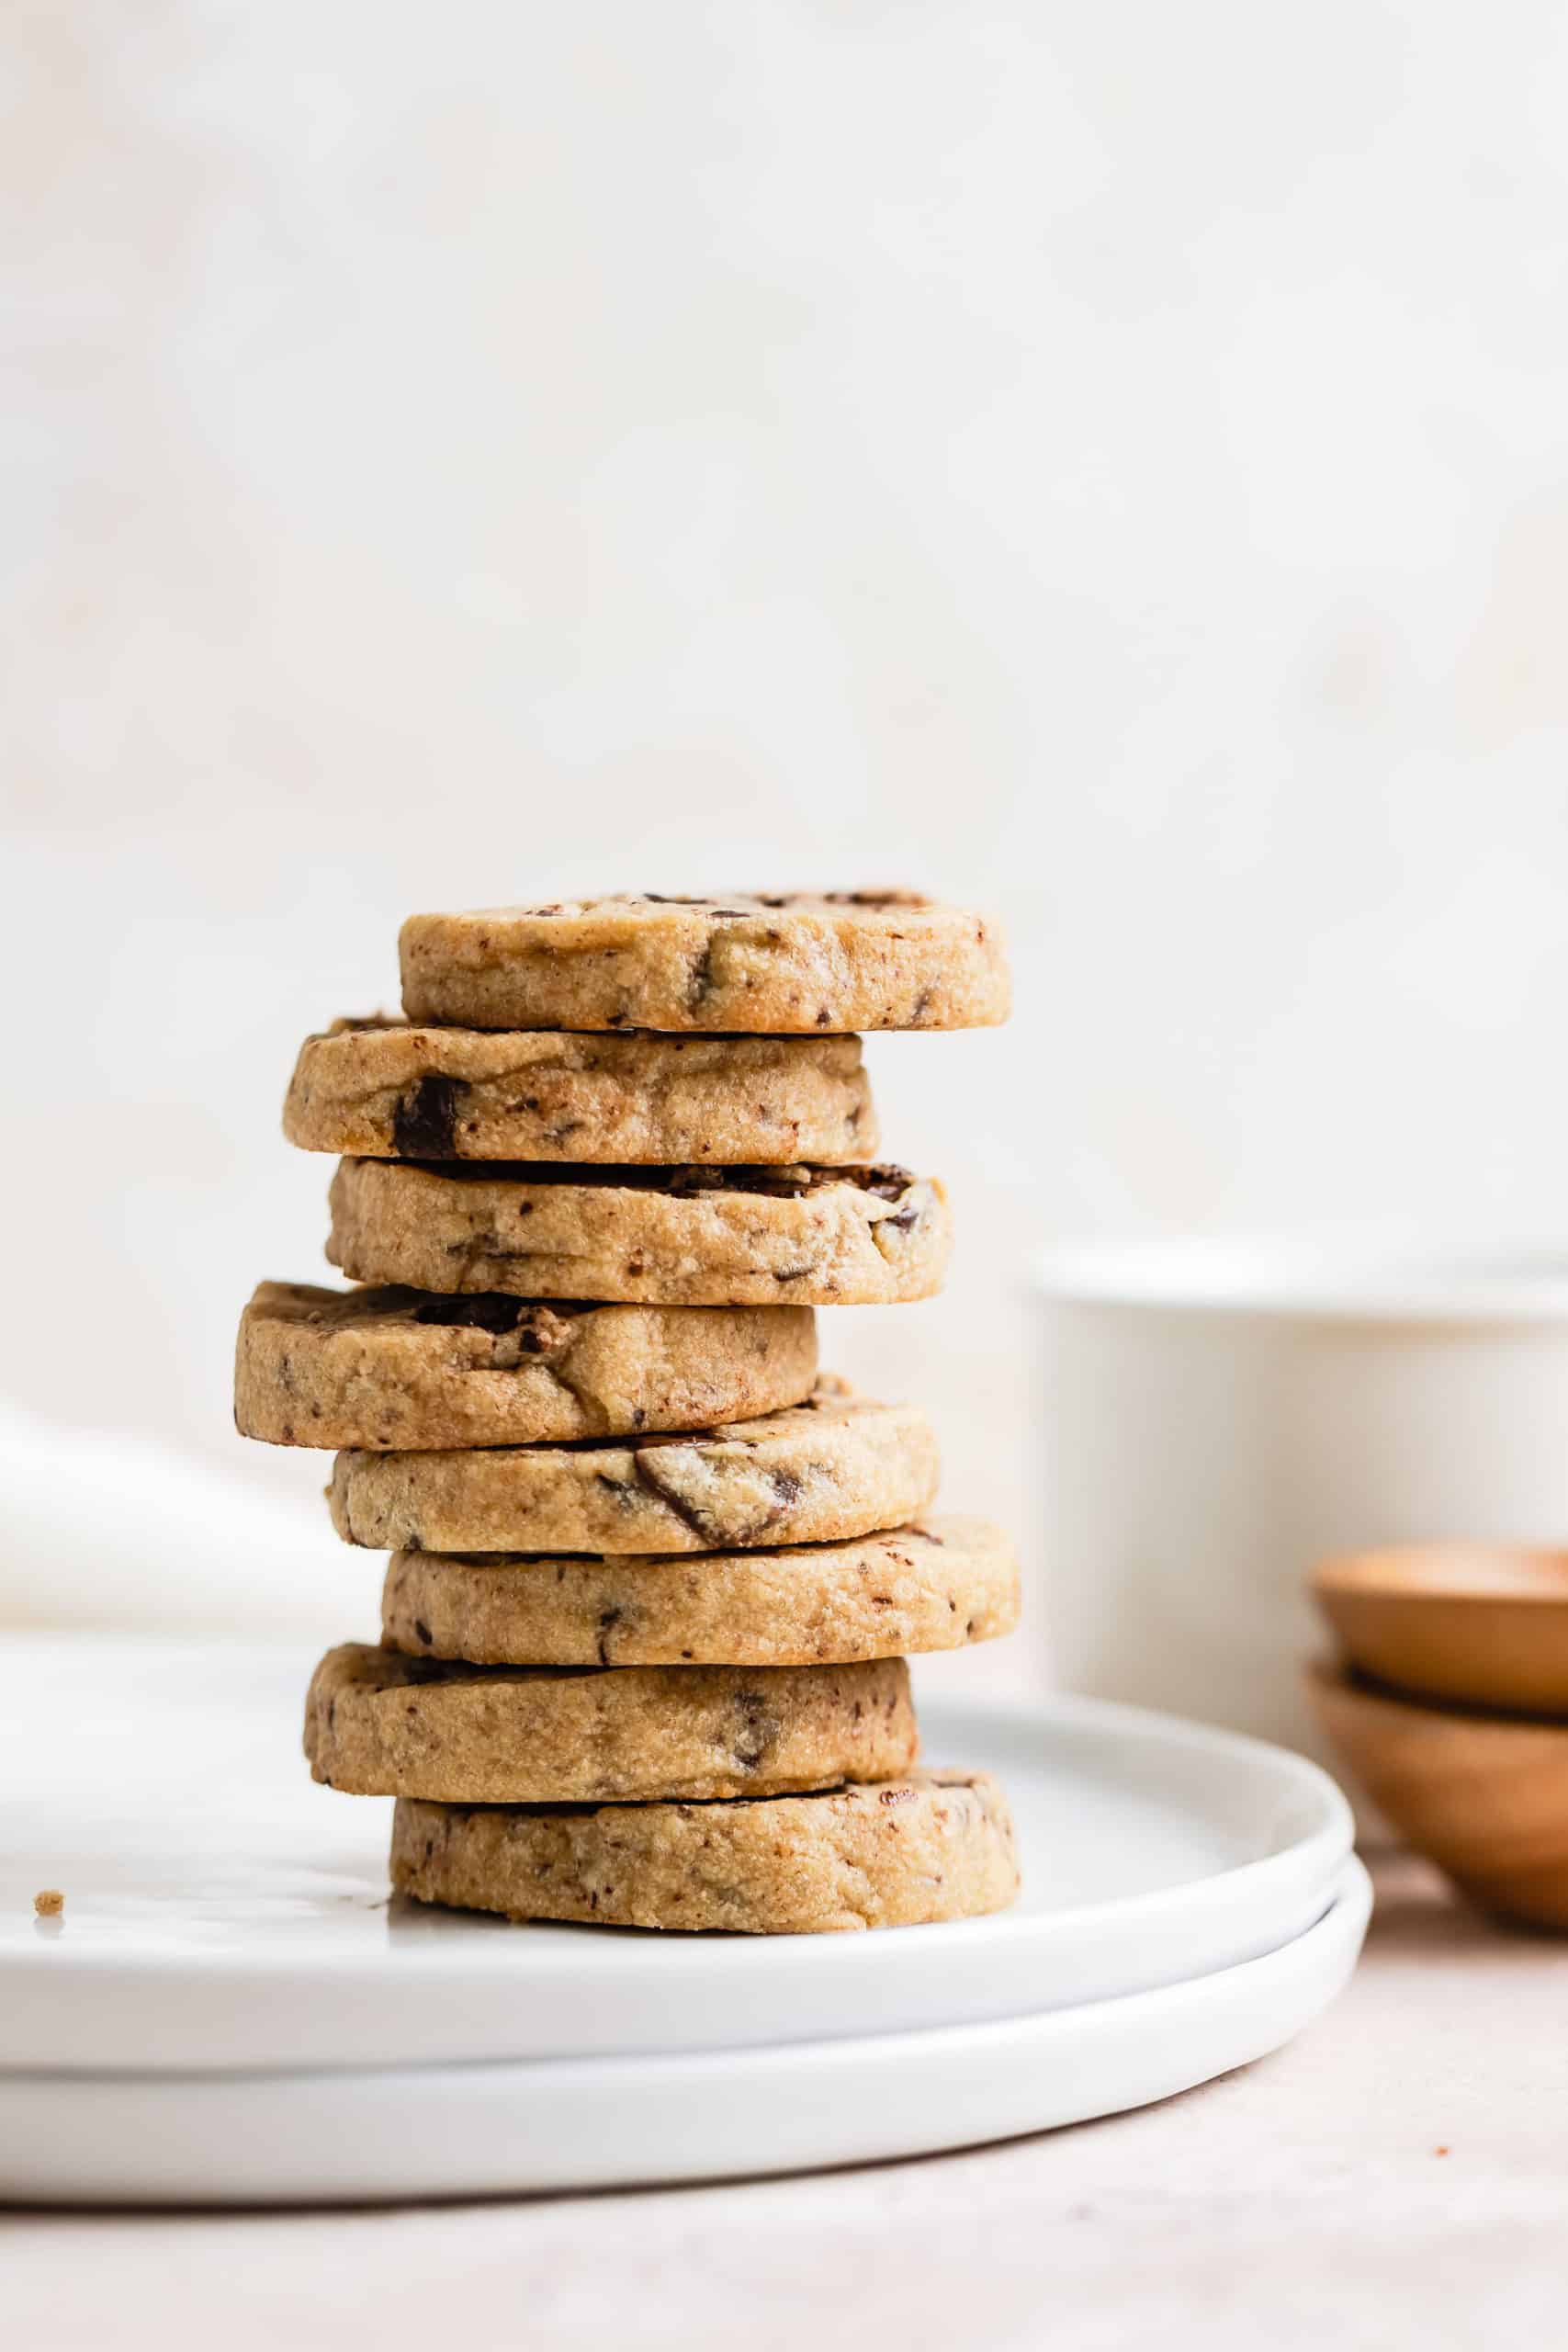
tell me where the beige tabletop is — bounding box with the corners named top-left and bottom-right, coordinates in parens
top-left (8, 1850), bottom-right (1563, 2351)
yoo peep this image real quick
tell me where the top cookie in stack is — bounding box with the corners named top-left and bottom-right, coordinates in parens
top-left (398, 891), bottom-right (1010, 1034)
top-left (233, 890), bottom-right (1020, 1936)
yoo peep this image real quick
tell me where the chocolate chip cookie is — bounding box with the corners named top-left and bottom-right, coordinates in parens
top-left (380, 1516), bottom-right (1020, 1667)
top-left (328, 1382), bottom-right (937, 1555)
top-left (391, 1770), bottom-right (1019, 1931)
top-left (304, 1644), bottom-right (917, 1803)
top-left (234, 1282), bottom-right (818, 1450)
top-left (399, 893), bottom-right (1010, 1034)
top-left (325, 1159), bottom-right (952, 1306)
top-left (284, 1018), bottom-right (878, 1164)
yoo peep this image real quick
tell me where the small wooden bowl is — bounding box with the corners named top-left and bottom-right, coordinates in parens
top-left (1307, 1660), bottom-right (1568, 1928)
top-left (1311, 1544), bottom-right (1568, 1716)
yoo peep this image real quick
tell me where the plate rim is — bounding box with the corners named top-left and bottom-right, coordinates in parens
top-left (0, 1860), bottom-right (1372, 2205)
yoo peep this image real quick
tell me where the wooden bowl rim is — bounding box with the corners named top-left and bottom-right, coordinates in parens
top-left (1312, 1545), bottom-right (1568, 1609)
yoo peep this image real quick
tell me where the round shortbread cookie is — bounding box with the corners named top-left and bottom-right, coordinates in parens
top-left (328, 1383), bottom-right (937, 1555)
top-left (380, 1517), bottom-right (1020, 1667)
top-left (283, 1018), bottom-right (878, 1165)
top-left (304, 1644), bottom-right (917, 1803)
top-left (390, 1771), bottom-right (1020, 1933)
top-left (399, 893), bottom-right (1010, 1034)
top-left (325, 1159), bottom-right (952, 1307)
top-left (234, 1283), bottom-right (818, 1451)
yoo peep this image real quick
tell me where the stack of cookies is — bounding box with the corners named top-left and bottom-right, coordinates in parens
top-left (235, 893), bottom-right (1022, 1934)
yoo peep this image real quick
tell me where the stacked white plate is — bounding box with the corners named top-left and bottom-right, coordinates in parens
top-left (1, 1635), bottom-right (1368, 2204)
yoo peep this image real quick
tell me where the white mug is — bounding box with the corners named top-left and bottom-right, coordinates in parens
top-left (1035, 1242), bottom-right (1568, 1766)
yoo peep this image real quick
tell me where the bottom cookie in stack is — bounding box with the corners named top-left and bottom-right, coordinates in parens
top-left (391, 1773), bottom-right (1020, 1934)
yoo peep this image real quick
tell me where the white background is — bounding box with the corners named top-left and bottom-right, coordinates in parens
top-left (7, 2), bottom-right (1568, 1653)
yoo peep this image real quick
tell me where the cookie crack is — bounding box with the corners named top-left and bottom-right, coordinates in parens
top-left (524, 1342), bottom-right (614, 1434)
top-left (629, 1448), bottom-right (716, 1544)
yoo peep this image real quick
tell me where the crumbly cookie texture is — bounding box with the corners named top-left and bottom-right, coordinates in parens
top-left (303, 1644), bottom-right (916, 1804)
top-left (325, 1159), bottom-right (952, 1307)
top-left (283, 1018), bottom-right (879, 1165)
top-left (381, 1516), bottom-right (1020, 1668)
top-left (399, 893), bottom-right (1010, 1035)
top-left (329, 1382), bottom-right (937, 1555)
top-left (234, 1283), bottom-right (818, 1450)
top-left (391, 1771), bottom-right (1019, 1933)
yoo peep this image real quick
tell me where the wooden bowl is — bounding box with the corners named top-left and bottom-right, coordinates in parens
top-left (1311, 1544), bottom-right (1568, 1716)
top-left (1307, 1660), bottom-right (1568, 1928)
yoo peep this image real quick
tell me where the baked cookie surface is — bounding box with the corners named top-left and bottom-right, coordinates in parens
top-left (284, 1018), bottom-right (877, 1164)
top-left (234, 1282), bottom-right (818, 1450)
top-left (381, 1515), bottom-right (1020, 1667)
top-left (325, 1158), bottom-right (952, 1307)
top-left (391, 1771), bottom-right (1019, 1932)
top-left (303, 1644), bottom-right (917, 1803)
top-left (328, 1381), bottom-right (937, 1555)
top-left (399, 893), bottom-right (1010, 1034)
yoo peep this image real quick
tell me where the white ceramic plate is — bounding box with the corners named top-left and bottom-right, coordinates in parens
top-left (0, 1860), bottom-right (1371, 2205)
top-left (3, 1636), bottom-right (1352, 2071)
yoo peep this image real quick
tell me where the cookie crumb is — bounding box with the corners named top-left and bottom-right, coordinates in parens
top-left (34, 1889), bottom-right (64, 1917)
